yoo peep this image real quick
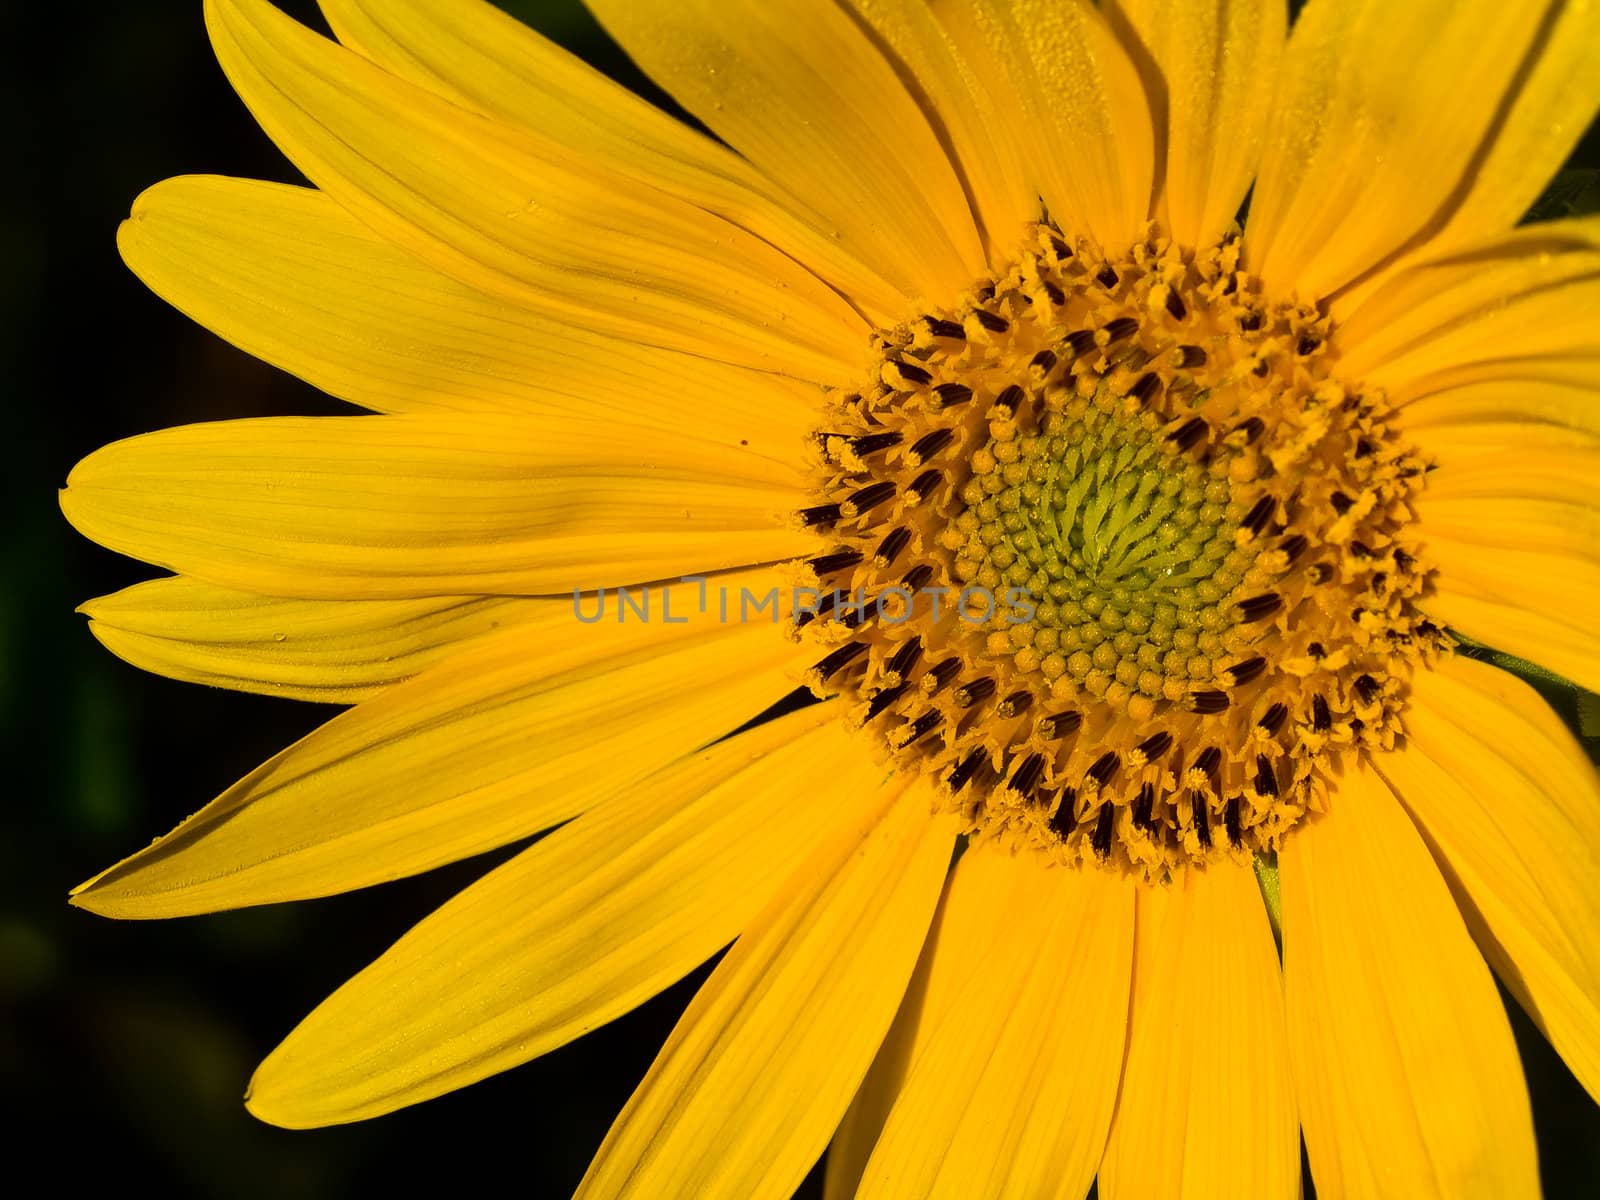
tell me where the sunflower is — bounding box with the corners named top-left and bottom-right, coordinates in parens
top-left (63, 0), bottom-right (1600, 1195)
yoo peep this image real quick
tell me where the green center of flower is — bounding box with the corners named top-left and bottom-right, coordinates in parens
top-left (793, 225), bottom-right (1438, 877)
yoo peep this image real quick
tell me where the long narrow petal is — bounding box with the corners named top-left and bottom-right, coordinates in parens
top-left (583, 0), bottom-right (986, 301)
top-left (312, 0), bottom-right (907, 322)
top-left (1281, 759), bottom-right (1540, 1199)
top-left (60, 415), bottom-right (813, 599)
top-left (1247, 0), bottom-right (1575, 302)
top-left (1100, 860), bottom-right (1298, 1200)
top-left (1104, 0), bottom-right (1286, 251)
top-left (834, 0), bottom-right (1038, 259)
top-left (1335, 217), bottom-right (1600, 388)
top-left (852, 841), bottom-right (1135, 1200)
top-left (1393, 363), bottom-right (1600, 441)
top-left (1372, 656), bottom-right (1600, 1103)
top-left (118, 174), bottom-right (820, 455)
top-left (204, 0), bottom-right (868, 385)
top-left (574, 784), bottom-right (955, 1200)
top-left (81, 575), bottom-right (549, 703)
top-left (246, 706), bottom-right (867, 1127)
top-left (944, 0), bottom-right (1156, 253)
top-left (71, 573), bottom-right (806, 916)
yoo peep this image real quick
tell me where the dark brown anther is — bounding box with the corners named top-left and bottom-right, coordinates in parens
top-left (1355, 437), bottom-right (1375, 458)
top-left (1224, 797), bottom-right (1244, 846)
top-left (1103, 316), bottom-right (1139, 343)
top-left (1238, 311), bottom-right (1263, 332)
top-left (906, 469), bottom-right (944, 505)
top-left (1279, 534), bottom-right (1308, 563)
top-left (994, 383), bottom-right (1026, 412)
top-left (1009, 753), bottom-right (1047, 796)
top-left (1393, 548), bottom-right (1414, 571)
top-left (863, 684), bottom-right (908, 721)
top-left (1127, 372), bottom-right (1160, 404)
top-left (886, 636), bottom-right (923, 680)
top-left (1065, 329), bottom-right (1099, 357)
top-left (973, 309), bottom-right (1009, 333)
top-left (797, 503), bottom-right (841, 527)
top-left (1193, 746), bottom-right (1222, 778)
top-left (1165, 289), bottom-right (1188, 321)
top-left (997, 689), bottom-right (1034, 719)
top-left (907, 428), bottom-right (955, 465)
top-left (899, 563), bottom-right (933, 593)
top-left (894, 360), bottom-right (933, 386)
top-left (1349, 541), bottom-right (1374, 559)
top-left (1136, 731), bottom-right (1173, 760)
top-left (1329, 491), bottom-right (1353, 515)
top-left (1307, 642), bottom-right (1326, 658)
top-left (1227, 655), bottom-right (1269, 685)
top-left (1235, 416), bottom-right (1266, 444)
top-left (1038, 710), bottom-right (1082, 739)
top-left (1349, 717), bottom-right (1366, 736)
top-left (1241, 495), bottom-right (1276, 535)
top-left (1091, 801), bottom-right (1117, 857)
top-left (1312, 694), bottom-right (1331, 731)
top-left (1254, 755), bottom-right (1279, 797)
top-left (1237, 594), bottom-right (1282, 623)
top-left (899, 709), bottom-right (943, 746)
top-left (1050, 234), bottom-right (1072, 259)
top-left (953, 676), bottom-right (996, 708)
top-left (1189, 689), bottom-right (1230, 714)
top-left (873, 526), bottom-right (911, 568)
top-left (1049, 787), bottom-right (1079, 836)
top-left (1168, 416), bottom-right (1209, 451)
top-left (1307, 563), bottom-right (1332, 585)
top-left (1296, 334), bottom-right (1322, 356)
top-left (1258, 703), bottom-right (1289, 735)
top-left (842, 480), bottom-right (896, 517)
top-left (946, 747), bottom-right (989, 792)
top-left (811, 640), bottom-right (867, 682)
top-left (1096, 266), bottom-right (1120, 291)
top-left (1177, 344), bottom-right (1208, 368)
top-left (1370, 571), bottom-right (1388, 594)
top-left (922, 658), bottom-right (961, 696)
top-left (932, 382), bottom-right (973, 409)
top-left (1133, 783), bottom-right (1158, 831)
top-left (1354, 673), bottom-right (1380, 703)
top-left (1086, 751), bottom-right (1120, 787)
top-left (1193, 793), bottom-right (1213, 848)
top-left (923, 316), bottom-right (966, 341)
top-left (1030, 348), bottom-right (1059, 375)
top-left (847, 431), bottom-right (903, 458)
top-left (1043, 280), bottom-right (1066, 306)
top-left (1251, 359), bottom-right (1270, 378)
top-left (807, 548), bottom-right (863, 577)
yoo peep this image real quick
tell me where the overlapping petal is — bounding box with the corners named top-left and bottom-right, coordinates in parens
top-left (70, 573), bottom-right (807, 916)
top-left (1282, 759), bottom-right (1540, 1199)
top-left (1374, 657), bottom-right (1600, 1102)
top-left (246, 706), bottom-right (869, 1127)
top-left (118, 175), bottom-right (819, 457)
top-left (61, 414), bottom-right (813, 599)
top-left (574, 782), bottom-right (955, 1200)
top-left (204, 0), bottom-right (868, 384)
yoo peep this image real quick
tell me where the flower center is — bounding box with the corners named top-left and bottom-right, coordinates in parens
top-left (793, 226), bottom-right (1438, 876)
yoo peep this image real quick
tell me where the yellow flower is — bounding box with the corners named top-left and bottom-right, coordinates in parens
top-left (62, 0), bottom-right (1600, 1195)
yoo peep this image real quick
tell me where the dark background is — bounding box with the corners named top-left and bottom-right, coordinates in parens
top-left (3, 2), bottom-right (1597, 1196)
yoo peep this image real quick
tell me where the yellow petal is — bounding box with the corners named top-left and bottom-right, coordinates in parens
top-left (71, 573), bottom-right (806, 916)
top-left (574, 782), bottom-right (955, 1200)
top-left (1372, 655), bottom-right (1600, 1104)
top-left (119, 174), bottom-right (819, 455)
top-left (1281, 758), bottom-right (1539, 1200)
top-left (1100, 860), bottom-right (1298, 1200)
top-left (1247, 0), bottom-right (1574, 302)
top-left (204, 0), bottom-right (868, 385)
top-left (246, 705), bottom-right (866, 1127)
top-left (61, 414), bottom-right (813, 599)
top-left (1335, 217), bottom-right (1600, 389)
top-left (1419, 581), bottom-right (1600, 696)
top-left (81, 575), bottom-right (549, 703)
top-left (1104, 0), bottom-right (1286, 251)
top-left (583, 0), bottom-right (985, 301)
top-left (834, 0), bottom-right (1038, 259)
top-left (1395, 366), bottom-right (1600, 442)
top-left (852, 841), bottom-right (1135, 1200)
top-left (313, 0), bottom-right (908, 323)
top-left (941, 0), bottom-right (1155, 253)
